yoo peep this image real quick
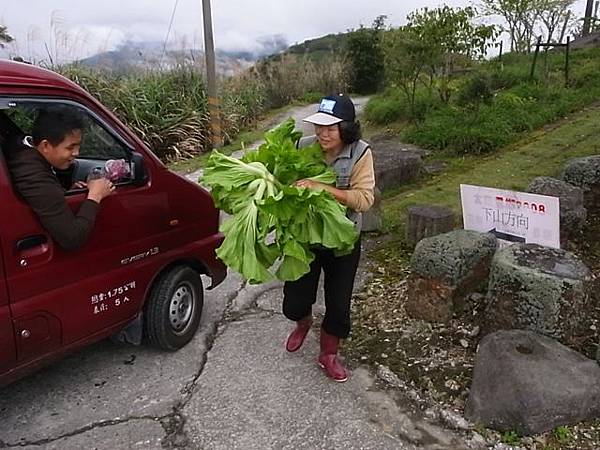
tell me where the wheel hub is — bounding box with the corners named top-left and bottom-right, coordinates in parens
top-left (169, 282), bottom-right (195, 335)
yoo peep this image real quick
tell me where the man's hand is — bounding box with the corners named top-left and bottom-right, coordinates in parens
top-left (86, 178), bottom-right (115, 204)
top-left (70, 181), bottom-right (88, 190)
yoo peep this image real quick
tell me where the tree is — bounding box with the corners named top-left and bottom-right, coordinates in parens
top-left (0, 25), bottom-right (14, 48)
top-left (381, 6), bottom-right (497, 115)
top-left (381, 26), bottom-right (435, 118)
top-left (345, 16), bottom-right (386, 94)
top-left (479, 0), bottom-right (540, 52)
top-left (405, 6), bottom-right (498, 103)
top-left (536, 0), bottom-right (575, 43)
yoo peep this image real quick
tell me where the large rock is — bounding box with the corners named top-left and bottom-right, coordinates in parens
top-left (361, 187), bottom-right (382, 232)
top-left (465, 330), bottom-right (600, 435)
top-left (406, 230), bottom-right (497, 322)
top-left (484, 243), bottom-right (593, 344)
top-left (371, 138), bottom-right (423, 192)
top-left (527, 176), bottom-right (587, 242)
top-left (561, 155), bottom-right (600, 213)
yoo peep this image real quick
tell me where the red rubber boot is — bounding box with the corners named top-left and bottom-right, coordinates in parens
top-left (285, 316), bottom-right (312, 352)
top-left (317, 328), bottom-right (348, 382)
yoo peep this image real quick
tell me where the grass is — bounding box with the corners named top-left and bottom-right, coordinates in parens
top-left (501, 430), bottom-right (522, 445)
top-left (166, 99), bottom-right (319, 173)
top-left (365, 48), bottom-right (600, 156)
top-left (167, 128), bottom-right (264, 174)
top-left (381, 103), bottom-right (600, 235)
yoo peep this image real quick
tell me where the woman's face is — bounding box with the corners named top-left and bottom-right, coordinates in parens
top-left (315, 124), bottom-right (343, 154)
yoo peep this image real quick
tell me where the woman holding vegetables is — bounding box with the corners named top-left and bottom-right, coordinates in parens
top-left (284, 94), bottom-right (375, 383)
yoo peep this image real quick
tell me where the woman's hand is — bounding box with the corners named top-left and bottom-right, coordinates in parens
top-left (295, 178), bottom-right (348, 206)
top-left (294, 179), bottom-right (322, 190)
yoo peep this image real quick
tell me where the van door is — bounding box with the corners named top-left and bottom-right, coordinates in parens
top-left (0, 155), bottom-right (17, 374)
top-left (1, 98), bottom-right (170, 362)
top-left (0, 240), bottom-right (16, 374)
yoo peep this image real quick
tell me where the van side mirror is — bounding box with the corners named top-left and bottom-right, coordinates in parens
top-left (130, 151), bottom-right (148, 186)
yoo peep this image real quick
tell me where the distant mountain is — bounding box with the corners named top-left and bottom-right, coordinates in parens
top-left (78, 35), bottom-right (289, 75)
top-left (264, 32), bottom-right (349, 63)
top-left (78, 41), bottom-right (253, 76)
top-left (288, 33), bottom-right (349, 55)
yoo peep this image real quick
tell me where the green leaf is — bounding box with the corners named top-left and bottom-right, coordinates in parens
top-left (203, 119), bottom-right (359, 284)
top-left (275, 240), bottom-right (315, 282)
top-left (217, 203), bottom-right (274, 284)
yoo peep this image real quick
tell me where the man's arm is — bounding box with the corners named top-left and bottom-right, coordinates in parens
top-left (16, 174), bottom-right (100, 251)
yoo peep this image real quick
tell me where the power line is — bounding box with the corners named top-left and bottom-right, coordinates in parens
top-left (161, 0), bottom-right (180, 66)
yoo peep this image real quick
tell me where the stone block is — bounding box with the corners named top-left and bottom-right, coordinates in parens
top-left (361, 187), bottom-right (382, 233)
top-left (406, 230), bottom-right (497, 322)
top-left (406, 205), bottom-right (455, 247)
top-left (484, 243), bottom-right (593, 343)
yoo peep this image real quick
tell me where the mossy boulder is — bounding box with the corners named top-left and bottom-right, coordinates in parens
top-left (527, 177), bottom-right (586, 243)
top-left (484, 243), bottom-right (593, 344)
top-left (406, 230), bottom-right (497, 322)
top-left (561, 155), bottom-right (600, 213)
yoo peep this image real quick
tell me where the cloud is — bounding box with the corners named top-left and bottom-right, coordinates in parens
top-left (0, 0), bottom-right (589, 63)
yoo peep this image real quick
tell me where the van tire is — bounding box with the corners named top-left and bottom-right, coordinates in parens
top-left (144, 266), bottom-right (204, 351)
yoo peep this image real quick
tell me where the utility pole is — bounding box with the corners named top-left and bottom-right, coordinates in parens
top-left (583, 0), bottom-right (595, 36)
top-left (202, 0), bottom-right (222, 148)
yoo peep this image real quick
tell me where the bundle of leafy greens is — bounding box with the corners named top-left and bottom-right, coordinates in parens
top-left (202, 118), bottom-right (359, 284)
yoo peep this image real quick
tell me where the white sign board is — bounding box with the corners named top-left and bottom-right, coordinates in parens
top-left (460, 184), bottom-right (560, 249)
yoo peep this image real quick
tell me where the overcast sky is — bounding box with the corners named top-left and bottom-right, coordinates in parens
top-left (0, 0), bottom-right (589, 63)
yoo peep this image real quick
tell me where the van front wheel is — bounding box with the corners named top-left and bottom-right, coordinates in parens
top-left (144, 266), bottom-right (204, 351)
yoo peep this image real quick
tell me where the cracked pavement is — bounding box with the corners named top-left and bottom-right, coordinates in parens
top-left (0, 266), bottom-right (468, 449)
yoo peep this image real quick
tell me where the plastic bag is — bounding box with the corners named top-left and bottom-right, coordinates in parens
top-left (104, 159), bottom-right (131, 181)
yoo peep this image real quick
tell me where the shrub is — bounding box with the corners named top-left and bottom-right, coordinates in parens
top-left (488, 65), bottom-right (529, 90)
top-left (365, 91), bottom-right (405, 124)
top-left (456, 72), bottom-right (493, 106)
top-left (365, 88), bottom-right (438, 124)
top-left (254, 53), bottom-right (349, 109)
top-left (403, 105), bottom-right (514, 155)
top-left (219, 71), bottom-right (268, 141)
top-left (298, 91), bottom-right (323, 103)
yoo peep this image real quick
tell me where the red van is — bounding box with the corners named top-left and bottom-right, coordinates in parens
top-left (0, 60), bottom-right (226, 386)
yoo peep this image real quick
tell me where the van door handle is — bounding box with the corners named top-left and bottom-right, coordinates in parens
top-left (16, 235), bottom-right (48, 251)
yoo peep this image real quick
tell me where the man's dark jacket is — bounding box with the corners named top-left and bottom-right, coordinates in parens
top-left (6, 139), bottom-right (100, 250)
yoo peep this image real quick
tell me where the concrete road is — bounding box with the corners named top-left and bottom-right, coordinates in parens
top-left (0, 266), bottom-right (467, 449)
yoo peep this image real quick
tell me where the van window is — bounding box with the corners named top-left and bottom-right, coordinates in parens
top-left (2, 100), bottom-right (134, 189)
top-left (3, 100), bottom-right (130, 160)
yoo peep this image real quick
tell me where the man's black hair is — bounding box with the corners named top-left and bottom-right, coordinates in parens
top-left (32, 106), bottom-right (85, 146)
top-left (339, 120), bottom-right (362, 144)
